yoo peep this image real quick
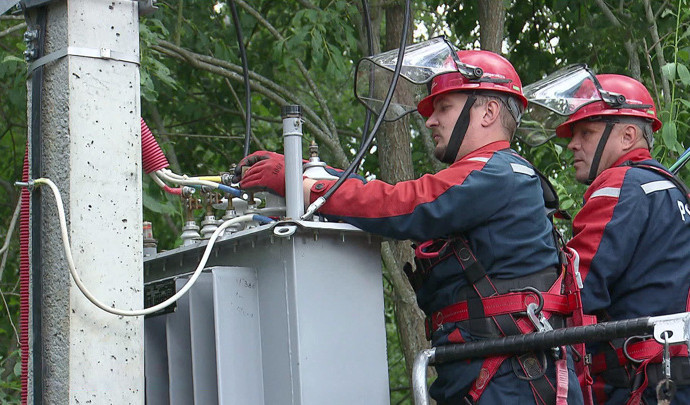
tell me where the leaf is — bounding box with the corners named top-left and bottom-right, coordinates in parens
top-left (678, 64), bottom-right (690, 87)
top-left (2, 55), bottom-right (24, 64)
top-left (662, 62), bottom-right (676, 81)
top-left (561, 199), bottom-right (574, 210)
top-left (662, 120), bottom-right (678, 147)
top-left (143, 192), bottom-right (178, 215)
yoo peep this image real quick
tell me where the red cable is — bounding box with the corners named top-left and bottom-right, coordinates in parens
top-left (163, 185), bottom-right (182, 195)
top-left (19, 148), bottom-right (29, 405)
top-left (141, 118), bottom-right (170, 174)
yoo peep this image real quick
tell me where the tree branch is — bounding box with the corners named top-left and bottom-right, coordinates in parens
top-left (643, 0), bottom-right (671, 106)
top-left (595, 0), bottom-right (641, 79)
top-left (152, 43), bottom-right (349, 166)
top-left (643, 38), bottom-right (663, 110)
top-left (149, 104), bottom-right (182, 174)
top-left (234, 0), bottom-right (341, 143)
top-left (296, 0), bottom-right (319, 10)
top-left (223, 76), bottom-right (267, 152)
top-left (155, 40), bottom-right (333, 138)
top-left (0, 22), bottom-right (25, 39)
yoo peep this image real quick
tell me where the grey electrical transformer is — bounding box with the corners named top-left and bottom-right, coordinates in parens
top-left (143, 220), bottom-right (390, 404)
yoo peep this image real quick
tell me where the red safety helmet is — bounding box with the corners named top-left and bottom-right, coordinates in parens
top-left (555, 74), bottom-right (662, 138)
top-left (416, 50), bottom-right (528, 118)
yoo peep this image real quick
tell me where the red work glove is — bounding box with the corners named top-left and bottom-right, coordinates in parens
top-left (232, 151), bottom-right (284, 183)
top-left (240, 154), bottom-right (287, 196)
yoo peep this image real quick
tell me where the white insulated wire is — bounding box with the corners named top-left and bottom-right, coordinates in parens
top-left (35, 177), bottom-right (257, 317)
top-left (156, 169), bottom-right (223, 189)
top-left (149, 171), bottom-right (168, 188)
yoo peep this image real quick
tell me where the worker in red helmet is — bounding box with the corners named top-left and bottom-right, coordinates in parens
top-left (543, 69), bottom-right (690, 405)
top-left (239, 37), bottom-right (583, 404)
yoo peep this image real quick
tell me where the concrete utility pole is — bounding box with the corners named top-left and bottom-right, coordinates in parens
top-left (27, 0), bottom-right (143, 403)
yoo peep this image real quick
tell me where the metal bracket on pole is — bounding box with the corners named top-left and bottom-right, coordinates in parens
top-left (27, 46), bottom-right (140, 74)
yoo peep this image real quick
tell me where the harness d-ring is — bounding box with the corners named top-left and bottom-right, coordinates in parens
top-left (509, 286), bottom-right (544, 315)
top-left (622, 335), bottom-right (653, 365)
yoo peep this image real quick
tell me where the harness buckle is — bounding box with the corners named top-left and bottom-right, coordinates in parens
top-left (511, 351), bottom-right (548, 381)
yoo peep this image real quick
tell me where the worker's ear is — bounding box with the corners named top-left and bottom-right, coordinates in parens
top-left (479, 98), bottom-right (501, 127)
top-left (619, 123), bottom-right (640, 151)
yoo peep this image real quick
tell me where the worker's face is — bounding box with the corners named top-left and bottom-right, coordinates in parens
top-left (568, 120), bottom-right (622, 183)
top-left (425, 92), bottom-right (473, 162)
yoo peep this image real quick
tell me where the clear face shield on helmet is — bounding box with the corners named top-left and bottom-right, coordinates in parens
top-left (516, 64), bottom-right (602, 146)
top-left (354, 36), bottom-right (482, 121)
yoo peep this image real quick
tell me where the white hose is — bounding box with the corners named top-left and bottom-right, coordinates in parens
top-left (156, 169), bottom-right (222, 189)
top-left (149, 171), bottom-right (168, 188)
top-left (35, 177), bottom-right (258, 317)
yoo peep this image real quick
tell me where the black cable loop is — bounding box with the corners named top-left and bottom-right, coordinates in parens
top-left (313, 0), bottom-right (411, 208)
top-left (229, 0), bottom-right (252, 158)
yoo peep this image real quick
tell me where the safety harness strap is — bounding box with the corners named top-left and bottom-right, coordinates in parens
top-left (622, 161), bottom-right (690, 198)
top-left (590, 340), bottom-right (689, 376)
top-left (428, 291), bottom-right (575, 333)
top-left (448, 238), bottom-right (557, 405)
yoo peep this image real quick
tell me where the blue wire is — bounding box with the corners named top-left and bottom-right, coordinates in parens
top-left (217, 184), bottom-right (242, 197)
top-left (252, 214), bottom-right (275, 224)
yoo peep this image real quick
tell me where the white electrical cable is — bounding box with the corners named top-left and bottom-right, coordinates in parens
top-left (35, 177), bottom-right (260, 317)
top-left (149, 171), bottom-right (168, 188)
top-left (156, 169), bottom-right (223, 189)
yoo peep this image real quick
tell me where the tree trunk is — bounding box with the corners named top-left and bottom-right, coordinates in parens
top-left (380, 0), bottom-right (434, 385)
top-left (478, 0), bottom-right (505, 53)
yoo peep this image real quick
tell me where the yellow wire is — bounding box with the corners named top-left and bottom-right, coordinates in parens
top-left (197, 176), bottom-right (222, 182)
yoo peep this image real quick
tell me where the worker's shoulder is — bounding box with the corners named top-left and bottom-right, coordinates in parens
top-left (483, 148), bottom-right (536, 173)
top-left (599, 160), bottom-right (669, 188)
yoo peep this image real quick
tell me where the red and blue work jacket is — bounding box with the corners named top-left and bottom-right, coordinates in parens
top-left (568, 148), bottom-right (690, 405)
top-left (309, 140), bottom-right (583, 403)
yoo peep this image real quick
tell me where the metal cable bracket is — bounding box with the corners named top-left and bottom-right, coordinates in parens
top-left (27, 46), bottom-right (140, 74)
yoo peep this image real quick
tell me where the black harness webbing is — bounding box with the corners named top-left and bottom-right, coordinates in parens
top-left (449, 238), bottom-right (557, 405)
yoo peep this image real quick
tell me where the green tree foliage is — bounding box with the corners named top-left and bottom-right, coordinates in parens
top-left (0, 12), bottom-right (26, 403)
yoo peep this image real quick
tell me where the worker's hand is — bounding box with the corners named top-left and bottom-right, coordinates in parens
top-left (232, 151), bottom-right (284, 183)
top-left (240, 154), bottom-right (287, 196)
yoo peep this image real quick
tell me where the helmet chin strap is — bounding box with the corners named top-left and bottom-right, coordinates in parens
top-left (441, 94), bottom-right (477, 164)
top-left (586, 121), bottom-right (616, 184)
